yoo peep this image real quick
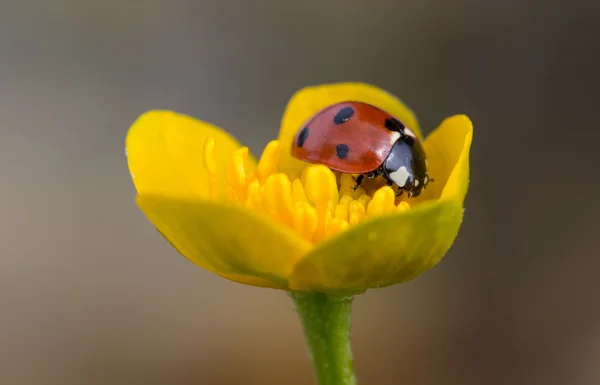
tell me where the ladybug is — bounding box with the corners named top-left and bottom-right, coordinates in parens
top-left (291, 101), bottom-right (431, 197)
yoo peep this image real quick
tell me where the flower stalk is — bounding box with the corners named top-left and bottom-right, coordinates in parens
top-left (291, 292), bottom-right (356, 385)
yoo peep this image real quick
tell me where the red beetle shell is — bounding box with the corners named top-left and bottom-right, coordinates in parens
top-left (291, 101), bottom-right (415, 174)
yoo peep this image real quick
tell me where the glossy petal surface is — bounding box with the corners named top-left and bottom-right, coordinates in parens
top-left (417, 115), bottom-right (473, 203)
top-left (137, 196), bottom-right (310, 289)
top-left (126, 110), bottom-right (253, 199)
top-left (289, 200), bottom-right (463, 293)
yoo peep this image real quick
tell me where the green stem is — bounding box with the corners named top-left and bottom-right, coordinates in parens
top-left (290, 292), bottom-right (356, 385)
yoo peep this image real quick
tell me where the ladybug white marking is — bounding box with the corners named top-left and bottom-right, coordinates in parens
top-left (414, 179), bottom-right (420, 187)
top-left (389, 131), bottom-right (401, 146)
top-left (424, 175), bottom-right (429, 185)
top-left (404, 127), bottom-right (417, 138)
top-left (389, 166), bottom-right (410, 187)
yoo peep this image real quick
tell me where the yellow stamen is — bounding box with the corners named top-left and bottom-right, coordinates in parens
top-left (204, 139), bottom-right (414, 244)
top-left (256, 140), bottom-right (281, 183)
top-left (228, 147), bottom-right (250, 202)
top-left (203, 136), bottom-right (217, 176)
top-left (303, 165), bottom-right (339, 205)
top-left (246, 178), bottom-right (261, 207)
top-left (263, 173), bottom-right (295, 228)
top-left (366, 186), bottom-right (397, 217)
top-left (357, 194), bottom-right (371, 208)
top-left (303, 165), bottom-right (340, 242)
top-left (339, 173), bottom-right (357, 198)
top-left (203, 136), bottom-right (219, 199)
top-left (338, 219), bottom-right (349, 232)
top-left (396, 200), bottom-right (411, 213)
top-left (293, 202), bottom-right (306, 237)
top-left (338, 173), bottom-right (369, 199)
top-left (292, 179), bottom-right (307, 203)
top-left (334, 202), bottom-right (349, 222)
top-left (340, 194), bottom-right (353, 205)
top-left (294, 201), bottom-right (318, 241)
top-left (348, 200), bottom-right (366, 226)
top-left (326, 217), bottom-right (349, 237)
top-left (227, 186), bottom-right (237, 202)
top-left (251, 185), bottom-right (266, 212)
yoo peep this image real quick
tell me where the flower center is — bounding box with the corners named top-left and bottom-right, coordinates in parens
top-left (204, 138), bottom-right (411, 244)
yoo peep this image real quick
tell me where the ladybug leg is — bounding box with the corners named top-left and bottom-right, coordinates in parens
top-left (352, 174), bottom-right (365, 191)
top-left (395, 189), bottom-right (404, 197)
top-left (424, 177), bottom-right (434, 189)
top-left (386, 179), bottom-right (394, 187)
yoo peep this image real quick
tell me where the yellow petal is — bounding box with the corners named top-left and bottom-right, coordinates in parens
top-left (217, 273), bottom-right (286, 289)
top-left (137, 195), bottom-right (311, 289)
top-left (288, 200), bottom-right (463, 293)
top-left (126, 110), bottom-right (255, 200)
top-left (417, 115), bottom-right (473, 203)
top-left (276, 82), bottom-right (422, 179)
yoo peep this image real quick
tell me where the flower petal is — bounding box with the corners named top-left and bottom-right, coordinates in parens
top-left (276, 83), bottom-right (422, 179)
top-left (288, 200), bottom-right (463, 293)
top-left (126, 110), bottom-right (254, 200)
top-left (417, 115), bottom-right (473, 203)
top-left (137, 195), bottom-right (311, 289)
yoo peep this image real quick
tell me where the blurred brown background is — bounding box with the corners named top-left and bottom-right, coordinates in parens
top-left (1, 1), bottom-right (599, 384)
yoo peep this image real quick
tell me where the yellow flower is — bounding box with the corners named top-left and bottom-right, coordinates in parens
top-left (126, 82), bottom-right (472, 294)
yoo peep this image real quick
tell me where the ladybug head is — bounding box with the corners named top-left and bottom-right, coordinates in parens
top-left (381, 138), bottom-right (429, 198)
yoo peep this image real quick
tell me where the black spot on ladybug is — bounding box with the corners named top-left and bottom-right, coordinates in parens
top-left (384, 118), bottom-right (404, 133)
top-left (297, 127), bottom-right (309, 147)
top-left (333, 107), bottom-right (354, 124)
top-left (336, 144), bottom-right (349, 159)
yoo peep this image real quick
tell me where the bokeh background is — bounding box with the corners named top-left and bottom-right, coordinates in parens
top-left (2, 1), bottom-right (599, 384)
